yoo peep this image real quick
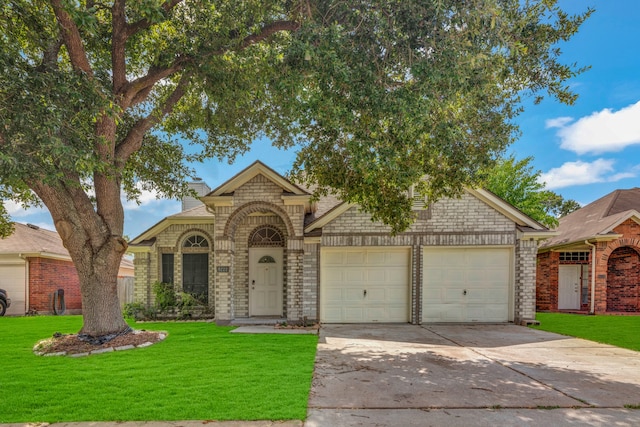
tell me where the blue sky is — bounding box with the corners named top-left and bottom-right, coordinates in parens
top-left (8, 0), bottom-right (640, 238)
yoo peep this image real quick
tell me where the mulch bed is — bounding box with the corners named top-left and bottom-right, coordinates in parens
top-left (34, 330), bottom-right (166, 356)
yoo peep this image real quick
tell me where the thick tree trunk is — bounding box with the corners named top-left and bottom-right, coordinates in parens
top-left (76, 247), bottom-right (129, 337)
top-left (32, 174), bottom-right (130, 339)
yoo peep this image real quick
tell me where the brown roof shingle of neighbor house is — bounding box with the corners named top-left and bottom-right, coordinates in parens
top-left (0, 223), bottom-right (69, 256)
top-left (540, 187), bottom-right (640, 249)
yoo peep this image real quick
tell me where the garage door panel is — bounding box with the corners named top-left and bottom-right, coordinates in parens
top-left (366, 251), bottom-right (386, 264)
top-left (423, 248), bottom-right (511, 323)
top-left (321, 248), bottom-right (410, 323)
top-left (0, 262), bottom-right (26, 316)
top-left (444, 287), bottom-right (465, 303)
top-left (346, 252), bottom-right (366, 265)
top-left (343, 288), bottom-right (363, 302)
top-left (345, 269), bottom-right (365, 283)
top-left (366, 288), bottom-right (386, 302)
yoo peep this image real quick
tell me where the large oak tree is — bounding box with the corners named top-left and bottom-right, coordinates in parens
top-left (0, 0), bottom-right (590, 338)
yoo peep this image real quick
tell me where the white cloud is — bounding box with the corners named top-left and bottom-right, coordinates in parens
top-left (552, 101), bottom-right (640, 154)
top-left (121, 184), bottom-right (164, 211)
top-left (545, 116), bottom-right (574, 129)
top-left (4, 200), bottom-right (47, 217)
top-left (539, 159), bottom-right (636, 190)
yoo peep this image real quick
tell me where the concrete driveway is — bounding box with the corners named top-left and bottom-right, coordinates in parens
top-left (306, 324), bottom-right (640, 426)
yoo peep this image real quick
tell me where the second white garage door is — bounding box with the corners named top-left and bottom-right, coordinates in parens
top-left (321, 247), bottom-right (410, 323)
top-left (423, 247), bottom-right (511, 323)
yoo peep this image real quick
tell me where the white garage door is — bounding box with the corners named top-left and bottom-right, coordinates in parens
top-left (321, 247), bottom-right (410, 323)
top-left (423, 248), bottom-right (511, 323)
top-left (0, 262), bottom-right (27, 316)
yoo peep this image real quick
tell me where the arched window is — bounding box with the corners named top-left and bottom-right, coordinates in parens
top-left (249, 225), bottom-right (284, 247)
top-left (183, 234), bottom-right (209, 248)
top-left (258, 255), bottom-right (276, 263)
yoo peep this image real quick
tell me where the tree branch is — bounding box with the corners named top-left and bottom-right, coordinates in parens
top-left (119, 59), bottom-right (187, 109)
top-left (50, 0), bottom-right (94, 77)
top-left (125, 0), bottom-right (183, 38)
top-left (37, 37), bottom-right (63, 71)
top-left (119, 19), bottom-right (300, 108)
top-left (111, 0), bottom-right (127, 92)
top-left (115, 71), bottom-right (192, 163)
top-left (239, 20), bottom-right (301, 50)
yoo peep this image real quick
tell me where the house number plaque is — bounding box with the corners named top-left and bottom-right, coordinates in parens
top-left (217, 266), bottom-right (230, 273)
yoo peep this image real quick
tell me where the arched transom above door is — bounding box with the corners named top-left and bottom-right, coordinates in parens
top-left (183, 234), bottom-right (209, 248)
top-left (223, 201), bottom-right (295, 239)
top-left (249, 225), bottom-right (284, 248)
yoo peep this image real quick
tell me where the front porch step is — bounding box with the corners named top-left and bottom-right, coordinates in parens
top-left (230, 317), bottom-right (286, 326)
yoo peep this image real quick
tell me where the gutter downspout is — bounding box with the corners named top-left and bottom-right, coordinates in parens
top-left (585, 240), bottom-right (596, 314)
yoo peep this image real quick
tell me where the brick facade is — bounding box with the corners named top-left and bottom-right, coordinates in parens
top-left (132, 164), bottom-right (544, 324)
top-left (28, 257), bottom-right (82, 314)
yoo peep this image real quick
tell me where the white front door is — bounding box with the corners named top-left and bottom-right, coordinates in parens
top-left (249, 248), bottom-right (283, 316)
top-left (558, 265), bottom-right (581, 310)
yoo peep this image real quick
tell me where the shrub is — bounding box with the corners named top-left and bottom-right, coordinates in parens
top-left (153, 281), bottom-right (177, 312)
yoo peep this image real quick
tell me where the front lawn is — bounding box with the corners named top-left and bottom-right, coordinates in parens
top-left (531, 312), bottom-right (640, 352)
top-left (0, 316), bottom-right (317, 423)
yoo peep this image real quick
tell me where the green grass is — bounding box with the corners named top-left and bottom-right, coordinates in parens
top-left (531, 312), bottom-right (640, 352)
top-left (0, 316), bottom-right (317, 423)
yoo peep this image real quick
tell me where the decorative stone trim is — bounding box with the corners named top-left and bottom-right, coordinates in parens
top-left (224, 201), bottom-right (296, 239)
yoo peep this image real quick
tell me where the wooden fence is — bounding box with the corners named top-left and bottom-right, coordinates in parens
top-left (117, 277), bottom-right (135, 307)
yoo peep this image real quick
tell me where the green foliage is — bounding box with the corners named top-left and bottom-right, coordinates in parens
top-left (152, 281), bottom-right (177, 311)
top-left (122, 302), bottom-right (156, 320)
top-left (0, 316), bottom-right (317, 422)
top-left (481, 155), bottom-right (580, 228)
top-left (0, 0), bottom-right (592, 233)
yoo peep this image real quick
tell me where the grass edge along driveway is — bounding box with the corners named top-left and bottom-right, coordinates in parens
top-left (0, 316), bottom-right (317, 423)
top-left (531, 312), bottom-right (640, 352)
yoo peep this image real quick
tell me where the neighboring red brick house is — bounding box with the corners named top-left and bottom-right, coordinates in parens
top-left (0, 223), bottom-right (134, 315)
top-left (537, 188), bottom-right (640, 313)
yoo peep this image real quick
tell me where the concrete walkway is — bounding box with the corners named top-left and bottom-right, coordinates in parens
top-left (306, 324), bottom-right (640, 426)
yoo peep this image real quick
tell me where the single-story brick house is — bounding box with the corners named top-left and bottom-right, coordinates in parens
top-left (537, 188), bottom-right (640, 313)
top-left (0, 222), bottom-right (134, 315)
top-left (129, 161), bottom-right (552, 324)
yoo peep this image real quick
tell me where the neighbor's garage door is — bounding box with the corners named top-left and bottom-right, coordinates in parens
top-left (0, 262), bottom-right (26, 316)
top-left (321, 247), bottom-right (410, 323)
top-left (423, 248), bottom-right (511, 323)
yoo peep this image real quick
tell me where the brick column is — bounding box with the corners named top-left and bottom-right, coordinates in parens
top-left (214, 237), bottom-right (235, 322)
top-left (302, 242), bottom-right (319, 322)
top-left (514, 239), bottom-right (538, 324)
top-left (286, 237), bottom-right (304, 321)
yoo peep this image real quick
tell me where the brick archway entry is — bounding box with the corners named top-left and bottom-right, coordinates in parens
top-left (606, 246), bottom-right (640, 312)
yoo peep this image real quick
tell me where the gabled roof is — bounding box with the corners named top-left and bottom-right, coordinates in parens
top-left (0, 223), bottom-right (69, 259)
top-left (205, 161), bottom-right (309, 197)
top-left (129, 204), bottom-right (214, 246)
top-left (540, 188), bottom-right (640, 249)
top-left (304, 187), bottom-right (552, 235)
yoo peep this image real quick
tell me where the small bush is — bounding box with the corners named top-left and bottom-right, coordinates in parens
top-left (123, 302), bottom-right (156, 320)
top-left (153, 281), bottom-right (177, 311)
